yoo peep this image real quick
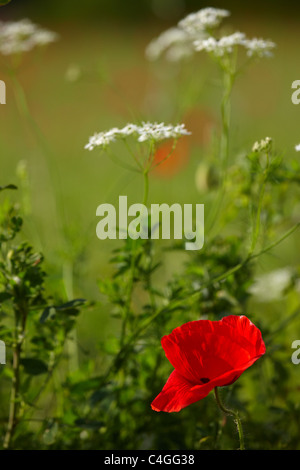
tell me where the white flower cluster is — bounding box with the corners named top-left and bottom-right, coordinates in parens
top-left (137, 122), bottom-right (191, 143)
top-left (194, 33), bottom-right (276, 58)
top-left (295, 144), bottom-right (300, 152)
top-left (244, 38), bottom-right (276, 58)
top-left (145, 27), bottom-right (194, 62)
top-left (0, 19), bottom-right (58, 56)
top-left (252, 137), bottom-right (272, 153)
top-left (249, 268), bottom-right (300, 302)
top-left (145, 7), bottom-right (229, 62)
top-left (178, 7), bottom-right (230, 34)
top-left (85, 122), bottom-right (191, 151)
top-left (194, 32), bottom-right (246, 56)
top-left (146, 7), bottom-right (275, 63)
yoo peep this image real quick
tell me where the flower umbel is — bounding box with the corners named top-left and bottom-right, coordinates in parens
top-left (85, 122), bottom-right (191, 151)
top-left (194, 32), bottom-right (246, 57)
top-left (146, 7), bottom-right (276, 65)
top-left (243, 38), bottom-right (276, 58)
top-left (0, 19), bottom-right (58, 56)
top-left (252, 137), bottom-right (272, 153)
top-left (194, 33), bottom-right (276, 59)
top-left (178, 8), bottom-right (230, 34)
top-left (145, 27), bottom-right (197, 62)
top-left (151, 315), bottom-right (265, 412)
top-left (145, 7), bottom-right (230, 62)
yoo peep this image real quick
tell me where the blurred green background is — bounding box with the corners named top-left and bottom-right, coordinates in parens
top-left (2, 0), bottom-right (300, 21)
top-left (1, 0), bottom-right (300, 380)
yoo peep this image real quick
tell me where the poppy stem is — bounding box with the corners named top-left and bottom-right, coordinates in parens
top-left (214, 387), bottom-right (245, 450)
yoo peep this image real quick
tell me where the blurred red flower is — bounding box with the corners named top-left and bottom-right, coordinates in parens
top-left (151, 315), bottom-right (265, 412)
top-left (182, 107), bottom-right (217, 147)
top-left (151, 107), bottom-right (217, 178)
top-left (152, 136), bottom-right (190, 178)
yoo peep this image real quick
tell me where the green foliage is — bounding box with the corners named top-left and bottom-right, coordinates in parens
top-left (0, 189), bottom-right (86, 449)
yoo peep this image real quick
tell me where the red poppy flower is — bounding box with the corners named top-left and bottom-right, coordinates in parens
top-left (152, 137), bottom-right (190, 178)
top-left (151, 315), bottom-right (265, 413)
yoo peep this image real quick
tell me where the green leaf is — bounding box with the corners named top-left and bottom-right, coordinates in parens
top-left (0, 292), bottom-right (12, 303)
top-left (74, 418), bottom-right (104, 430)
top-left (89, 389), bottom-right (111, 406)
top-left (40, 299), bottom-right (86, 323)
top-left (40, 306), bottom-right (56, 323)
top-left (56, 299), bottom-right (86, 310)
top-left (43, 421), bottom-right (59, 446)
top-left (0, 184), bottom-right (17, 191)
top-left (100, 336), bottom-right (120, 355)
top-left (70, 376), bottom-right (104, 394)
top-left (0, 1), bottom-right (12, 6)
top-left (21, 358), bottom-right (48, 376)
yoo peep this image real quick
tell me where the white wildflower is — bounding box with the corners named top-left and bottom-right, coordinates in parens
top-left (164, 43), bottom-right (194, 62)
top-left (194, 32), bottom-right (276, 60)
top-left (85, 132), bottom-right (117, 151)
top-left (145, 26), bottom-right (201, 62)
top-left (145, 7), bottom-right (230, 62)
top-left (194, 37), bottom-right (218, 54)
top-left (243, 38), bottom-right (276, 58)
top-left (146, 8), bottom-right (276, 63)
top-left (252, 137), bottom-right (272, 153)
top-left (146, 27), bottom-right (188, 61)
top-left (30, 29), bottom-right (57, 46)
top-left (219, 32), bottom-right (246, 50)
top-left (249, 268), bottom-right (297, 302)
top-left (194, 32), bottom-right (246, 56)
top-left (119, 123), bottom-right (139, 136)
top-left (137, 122), bottom-right (191, 143)
top-left (179, 7), bottom-right (230, 34)
top-left (0, 18), bottom-right (58, 56)
top-left (194, 31), bottom-right (276, 60)
top-left (85, 122), bottom-right (191, 151)
top-left (295, 144), bottom-right (300, 152)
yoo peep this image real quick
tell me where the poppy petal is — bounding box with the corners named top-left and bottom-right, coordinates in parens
top-left (220, 315), bottom-right (266, 357)
top-left (160, 315), bottom-right (265, 386)
top-left (151, 370), bottom-right (214, 413)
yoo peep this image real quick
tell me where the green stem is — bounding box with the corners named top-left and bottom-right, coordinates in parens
top-left (250, 221), bottom-right (300, 260)
top-left (248, 151), bottom-right (270, 257)
top-left (21, 346), bottom-right (64, 424)
top-left (107, 149), bottom-right (140, 173)
top-left (207, 69), bottom-right (234, 235)
top-left (3, 307), bottom-right (27, 449)
top-left (143, 171), bottom-right (149, 208)
top-left (249, 181), bottom-right (267, 256)
top-left (120, 167), bottom-right (149, 348)
top-left (123, 140), bottom-right (143, 171)
top-left (119, 252), bottom-right (136, 349)
top-left (3, 346), bottom-right (20, 449)
top-left (63, 260), bottom-right (79, 372)
top-left (214, 387), bottom-right (245, 450)
top-left (220, 71), bottom-right (233, 171)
